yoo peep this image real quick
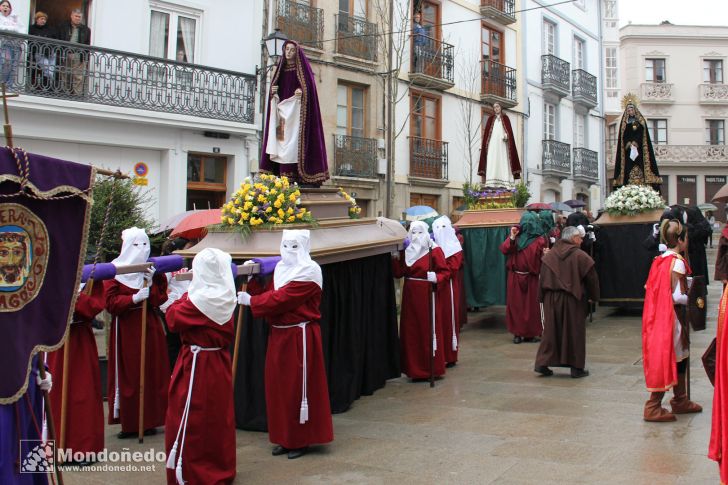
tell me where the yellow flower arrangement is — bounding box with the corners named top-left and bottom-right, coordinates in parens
top-left (338, 188), bottom-right (363, 219)
top-left (220, 174), bottom-right (313, 227)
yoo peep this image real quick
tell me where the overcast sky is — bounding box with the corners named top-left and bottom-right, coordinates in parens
top-left (618, 0), bottom-right (728, 27)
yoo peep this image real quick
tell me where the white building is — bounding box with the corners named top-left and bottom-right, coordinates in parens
top-left (521, 0), bottom-right (604, 212)
top-left (6, 1), bottom-right (262, 224)
top-left (615, 22), bottom-right (728, 221)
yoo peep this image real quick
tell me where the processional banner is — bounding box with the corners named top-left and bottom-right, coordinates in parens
top-left (0, 148), bottom-right (94, 403)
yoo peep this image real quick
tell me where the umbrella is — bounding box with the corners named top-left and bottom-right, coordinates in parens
top-left (169, 208), bottom-right (222, 240)
top-left (712, 183), bottom-right (728, 203)
top-left (549, 201), bottom-right (574, 212)
top-left (526, 202), bottom-right (551, 211)
top-left (403, 205), bottom-right (438, 222)
top-left (698, 203), bottom-right (718, 212)
top-left (564, 199), bottom-right (587, 208)
top-left (155, 209), bottom-right (202, 234)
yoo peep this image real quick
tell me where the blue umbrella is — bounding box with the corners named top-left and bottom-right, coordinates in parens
top-left (550, 201), bottom-right (574, 212)
top-left (403, 205), bottom-right (439, 222)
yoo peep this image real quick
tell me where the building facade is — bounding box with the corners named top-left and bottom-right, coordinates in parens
top-left (615, 23), bottom-right (728, 221)
top-left (7, 0), bottom-right (261, 224)
top-left (521, 0), bottom-right (604, 212)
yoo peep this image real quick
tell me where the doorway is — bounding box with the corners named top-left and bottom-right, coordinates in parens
top-left (31, 0), bottom-right (91, 32)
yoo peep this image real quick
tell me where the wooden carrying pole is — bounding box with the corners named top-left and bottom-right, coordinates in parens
top-left (38, 352), bottom-right (64, 485)
top-left (231, 282), bottom-right (248, 384)
top-left (138, 280), bottom-right (149, 444)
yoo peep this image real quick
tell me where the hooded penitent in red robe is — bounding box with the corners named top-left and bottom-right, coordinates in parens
top-left (165, 295), bottom-right (235, 485)
top-left (104, 275), bottom-right (170, 432)
top-left (443, 251), bottom-right (464, 365)
top-left (709, 284), bottom-right (728, 483)
top-left (642, 252), bottom-right (683, 392)
top-left (48, 282), bottom-right (105, 454)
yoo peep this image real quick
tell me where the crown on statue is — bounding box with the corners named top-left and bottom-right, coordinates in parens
top-left (620, 92), bottom-right (640, 111)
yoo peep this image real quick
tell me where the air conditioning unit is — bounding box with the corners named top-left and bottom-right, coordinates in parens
top-left (377, 158), bottom-right (387, 175)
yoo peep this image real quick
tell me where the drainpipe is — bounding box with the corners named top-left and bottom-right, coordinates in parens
top-left (597, 0), bottom-right (606, 208)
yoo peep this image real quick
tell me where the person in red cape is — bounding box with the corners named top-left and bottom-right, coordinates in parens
top-left (499, 211), bottom-right (547, 344)
top-left (477, 102), bottom-right (521, 187)
top-left (47, 281), bottom-right (105, 459)
top-left (238, 229), bottom-right (333, 459)
top-left (393, 221), bottom-right (449, 379)
top-left (432, 216), bottom-right (464, 366)
top-left (165, 248), bottom-right (236, 485)
top-left (104, 227), bottom-right (170, 438)
top-left (710, 281), bottom-right (728, 483)
top-left (642, 219), bottom-right (702, 422)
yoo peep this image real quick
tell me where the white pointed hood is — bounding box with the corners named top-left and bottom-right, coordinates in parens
top-left (274, 229), bottom-right (322, 290)
top-left (188, 248), bottom-right (236, 325)
top-left (405, 221), bottom-right (436, 267)
top-left (112, 227), bottom-right (150, 289)
top-left (432, 216), bottom-right (462, 258)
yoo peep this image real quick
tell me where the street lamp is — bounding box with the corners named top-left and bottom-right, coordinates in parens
top-left (257, 29), bottom-right (288, 172)
top-left (263, 29), bottom-right (288, 63)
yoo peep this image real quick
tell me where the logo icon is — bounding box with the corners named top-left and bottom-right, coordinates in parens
top-left (0, 204), bottom-right (49, 312)
top-left (133, 162), bottom-right (149, 177)
top-left (20, 440), bottom-right (55, 473)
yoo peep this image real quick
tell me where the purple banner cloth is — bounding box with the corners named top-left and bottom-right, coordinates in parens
top-left (149, 255), bottom-right (184, 274)
top-left (230, 262), bottom-right (238, 278)
top-left (0, 148), bottom-right (93, 403)
top-left (81, 262), bottom-right (117, 282)
top-left (252, 256), bottom-right (281, 276)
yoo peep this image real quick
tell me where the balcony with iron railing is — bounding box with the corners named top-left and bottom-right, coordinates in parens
top-left (542, 140), bottom-right (571, 177)
top-left (571, 69), bottom-right (597, 108)
top-left (277, 0), bottom-right (324, 50)
top-left (699, 83), bottom-right (728, 104)
top-left (410, 35), bottom-right (455, 90)
top-left (640, 82), bottom-right (674, 103)
top-left (335, 14), bottom-right (377, 63)
top-left (479, 0), bottom-right (516, 25)
top-left (573, 147), bottom-right (599, 183)
top-left (332, 134), bottom-right (378, 178)
top-left (1, 31), bottom-right (256, 123)
top-left (409, 136), bottom-right (448, 181)
top-left (541, 54), bottom-right (570, 98)
top-left (480, 60), bottom-right (517, 108)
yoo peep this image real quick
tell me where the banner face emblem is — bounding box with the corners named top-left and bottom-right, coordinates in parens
top-left (0, 203), bottom-right (48, 312)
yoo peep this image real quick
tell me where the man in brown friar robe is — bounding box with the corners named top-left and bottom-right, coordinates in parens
top-left (534, 226), bottom-right (599, 378)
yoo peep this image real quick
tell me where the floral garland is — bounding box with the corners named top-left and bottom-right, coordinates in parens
top-left (338, 188), bottom-right (362, 219)
top-left (462, 182), bottom-right (517, 210)
top-left (604, 184), bottom-right (665, 216)
top-left (220, 174), bottom-right (312, 227)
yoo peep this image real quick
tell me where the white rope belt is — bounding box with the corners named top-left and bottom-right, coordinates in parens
top-left (406, 277), bottom-right (429, 282)
top-left (449, 279), bottom-right (458, 352)
top-left (166, 345), bottom-right (223, 485)
top-left (272, 322), bottom-right (310, 424)
top-left (113, 317), bottom-right (120, 419)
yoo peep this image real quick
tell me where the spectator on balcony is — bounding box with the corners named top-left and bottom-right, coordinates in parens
top-left (0, 1), bottom-right (23, 89)
top-left (56, 8), bottom-right (91, 96)
top-left (29, 11), bottom-right (57, 91)
top-left (262, 40), bottom-right (329, 186)
top-left (613, 98), bottom-right (662, 192)
top-left (412, 11), bottom-right (429, 73)
top-left (478, 102), bottom-right (521, 187)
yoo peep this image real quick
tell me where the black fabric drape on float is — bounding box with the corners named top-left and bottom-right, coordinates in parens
top-left (594, 223), bottom-right (659, 307)
top-left (233, 253), bottom-right (401, 431)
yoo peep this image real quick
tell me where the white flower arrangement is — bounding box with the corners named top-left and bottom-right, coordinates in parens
top-left (604, 184), bottom-right (666, 216)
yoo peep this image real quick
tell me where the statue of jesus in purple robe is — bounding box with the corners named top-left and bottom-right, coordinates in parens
top-left (261, 41), bottom-right (329, 186)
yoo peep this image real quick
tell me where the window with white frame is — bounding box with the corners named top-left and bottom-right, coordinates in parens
top-left (605, 47), bottom-right (617, 89)
top-left (543, 102), bottom-right (556, 140)
top-left (645, 58), bottom-right (666, 83)
top-left (149, 5), bottom-right (199, 63)
top-left (604, 0), bottom-right (616, 18)
top-left (607, 123), bottom-right (617, 149)
top-left (647, 119), bottom-right (668, 145)
top-left (543, 20), bottom-right (555, 56)
top-left (573, 37), bottom-right (585, 70)
top-left (574, 113), bottom-right (586, 148)
top-left (703, 60), bottom-right (724, 84)
top-left (706, 120), bottom-right (725, 145)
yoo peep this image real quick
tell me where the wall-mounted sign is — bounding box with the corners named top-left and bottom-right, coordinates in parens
top-left (132, 162), bottom-right (149, 186)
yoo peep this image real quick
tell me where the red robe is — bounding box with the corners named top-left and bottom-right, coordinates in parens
top-left (443, 251), bottom-right (464, 364)
top-left (392, 247), bottom-right (449, 379)
top-left (642, 253), bottom-right (681, 392)
top-left (499, 236), bottom-right (546, 338)
top-left (248, 279), bottom-right (334, 449)
top-left (104, 275), bottom-right (170, 432)
top-left (165, 295), bottom-right (235, 485)
top-left (710, 284), bottom-right (728, 484)
top-left (48, 283), bottom-right (105, 454)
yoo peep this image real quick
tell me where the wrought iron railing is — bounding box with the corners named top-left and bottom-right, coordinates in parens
top-left (335, 14), bottom-right (377, 62)
top-left (277, 0), bottom-right (324, 50)
top-left (481, 60), bottom-right (516, 103)
top-left (410, 34), bottom-right (454, 84)
top-left (541, 54), bottom-right (570, 94)
top-left (573, 147), bottom-right (599, 181)
top-left (333, 134), bottom-right (378, 178)
top-left (572, 69), bottom-right (597, 106)
top-left (480, 0), bottom-right (516, 18)
top-left (0, 31), bottom-right (256, 123)
top-left (409, 136), bottom-right (448, 180)
top-left (542, 140), bottom-right (571, 175)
